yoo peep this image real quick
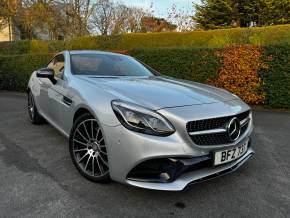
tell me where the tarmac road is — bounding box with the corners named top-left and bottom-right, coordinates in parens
top-left (0, 92), bottom-right (289, 218)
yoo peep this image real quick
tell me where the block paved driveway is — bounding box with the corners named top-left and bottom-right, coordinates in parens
top-left (0, 92), bottom-right (289, 218)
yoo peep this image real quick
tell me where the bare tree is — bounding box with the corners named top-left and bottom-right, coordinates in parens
top-left (111, 3), bottom-right (151, 34)
top-left (61, 0), bottom-right (93, 37)
top-left (90, 0), bottom-right (150, 35)
top-left (127, 6), bottom-right (148, 33)
top-left (2, 0), bottom-right (192, 39)
top-left (167, 4), bottom-right (195, 32)
top-left (111, 3), bottom-right (128, 34)
top-left (1, 0), bottom-right (93, 40)
top-left (90, 0), bottom-right (115, 35)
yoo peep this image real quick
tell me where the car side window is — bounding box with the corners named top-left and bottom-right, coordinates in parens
top-left (47, 54), bottom-right (65, 79)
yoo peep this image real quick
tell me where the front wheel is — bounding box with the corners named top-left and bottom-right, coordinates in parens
top-left (69, 113), bottom-right (110, 182)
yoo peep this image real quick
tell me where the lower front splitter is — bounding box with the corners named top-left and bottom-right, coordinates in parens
top-left (126, 147), bottom-right (255, 191)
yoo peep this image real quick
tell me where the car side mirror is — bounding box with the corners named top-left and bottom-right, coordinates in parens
top-left (36, 68), bottom-right (56, 84)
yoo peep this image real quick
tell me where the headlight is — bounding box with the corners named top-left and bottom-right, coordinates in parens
top-left (111, 100), bottom-right (175, 136)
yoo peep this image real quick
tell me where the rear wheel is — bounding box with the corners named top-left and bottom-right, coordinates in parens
top-left (27, 91), bottom-right (45, 124)
top-left (69, 113), bottom-right (110, 182)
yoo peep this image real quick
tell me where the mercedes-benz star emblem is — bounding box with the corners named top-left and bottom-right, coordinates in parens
top-left (227, 117), bottom-right (241, 142)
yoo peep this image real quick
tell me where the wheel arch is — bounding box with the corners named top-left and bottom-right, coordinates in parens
top-left (73, 107), bottom-right (94, 123)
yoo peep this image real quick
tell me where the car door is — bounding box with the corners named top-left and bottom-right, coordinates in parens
top-left (37, 56), bottom-right (58, 122)
top-left (37, 54), bottom-right (65, 128)
top-left (48, 53), bottom-right (74, 135)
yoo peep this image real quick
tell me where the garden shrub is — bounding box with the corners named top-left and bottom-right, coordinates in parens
top-left (0, 40), bottom-right (30, 55)
top-left (208, 45), bottom-right (266, 105)
top-left (0, 54), bottom-right (53, 91)
top-left (29, 40), bottom-right (49, 53)
top-left (65, 36), bottom-right (98, 50)
top-left (48, 40), bottom-right (66, 53)
top-left (97, 35), bottom-right (122, 50)
top-left (259, 45), bottom-right (290, 108)
top-left (208, 33), bottom-right (232, 48)
top-left (130, 48), bottom-right (220, 82)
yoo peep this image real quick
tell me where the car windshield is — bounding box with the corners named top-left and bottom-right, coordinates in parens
top-left (70, 54), bottom-right (158, 76)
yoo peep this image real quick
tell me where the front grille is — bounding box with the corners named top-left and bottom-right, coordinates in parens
top-left (186, 111), bottom-right (250, 146)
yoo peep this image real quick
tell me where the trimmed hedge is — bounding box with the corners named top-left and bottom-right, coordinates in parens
top-left (259, 46), bottom-right (290, 108)
top-left (0, 45), bottom-right (289, 108)
top-left (130, 48), bottom-right (220, 83)
top-left (0, 54), bottom-right (53, 91)
top-left (121, 25), bottom-right (290, 49)
top-left (0, 24), bottom-right (289, 55)
top-left (0, 48), bottom-right (220, 92)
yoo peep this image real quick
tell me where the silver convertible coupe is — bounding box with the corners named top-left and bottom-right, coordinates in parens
top-left (27, 50), bottom-right (254, 191)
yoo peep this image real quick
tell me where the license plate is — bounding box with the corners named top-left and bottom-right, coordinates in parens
top-left (214, 141), bottom-right (248, 166)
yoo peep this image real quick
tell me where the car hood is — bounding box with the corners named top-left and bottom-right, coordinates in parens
top-left (80, 76), bottom-right (237, 110)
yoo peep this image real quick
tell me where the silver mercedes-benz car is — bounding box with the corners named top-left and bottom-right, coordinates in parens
top-left (27, 50), bottom-right (254, 191)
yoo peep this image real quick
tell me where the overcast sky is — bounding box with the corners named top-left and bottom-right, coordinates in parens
top-left (117, 0), bottom-right (200, 17)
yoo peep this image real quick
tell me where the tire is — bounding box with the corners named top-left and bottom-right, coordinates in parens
top-left (69, 113), bottom-right (110, 182)
top-left (27, 91), bottom-right (45, 124)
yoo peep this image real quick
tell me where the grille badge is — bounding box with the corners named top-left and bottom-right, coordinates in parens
top-left (227, 117), bottom-right (241, 142)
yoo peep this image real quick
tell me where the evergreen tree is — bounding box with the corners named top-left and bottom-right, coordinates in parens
top-left (193, 0), bottom-right (290, 29)
top-left (194, 0), bottom-right (236, 29)
top-left (265, 0), bottom-right (290, 25)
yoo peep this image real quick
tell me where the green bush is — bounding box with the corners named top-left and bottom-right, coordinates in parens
top-left (130, 48), bottom-right (220, 83)
top-left (112, 25), bottom-right (290, 50)
top-left (66, 36), bottom-right (98, 50)
top-left (0, 40), bottom-right (30, 55)
top-left (0, 48), bottom-right (220, 92)
top-left (0, 54), bottom-right (53, 91)
top-left (97, 35), bottom-right (122, 50)
top-left (0, 24), bottom-right (289, 55)
top-left (259, 45), bottom-right (290, 108)
top-left (48, 40), bottom-right (66, 53)
top-left (0, 45), bottom-right (289, 108)
top-left (29, 40), bottom-right (49, 53)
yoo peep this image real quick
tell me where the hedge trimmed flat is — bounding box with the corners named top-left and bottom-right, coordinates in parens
top-left (27, 50), bottom-right (254, 191)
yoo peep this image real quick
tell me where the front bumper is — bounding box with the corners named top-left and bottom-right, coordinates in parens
top-left (102, 100), bottom-right (254, 191)
top-left (103, 123), bottom-right (254, 191)
top-left (126, 147), bottom-right (254, 191)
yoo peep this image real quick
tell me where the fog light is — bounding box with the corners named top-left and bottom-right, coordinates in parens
top-left (160, 172), bottom-right (171, 181)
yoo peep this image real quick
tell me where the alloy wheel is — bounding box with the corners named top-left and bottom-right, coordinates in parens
top-left (72, 119), bottom-right (109, 177)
